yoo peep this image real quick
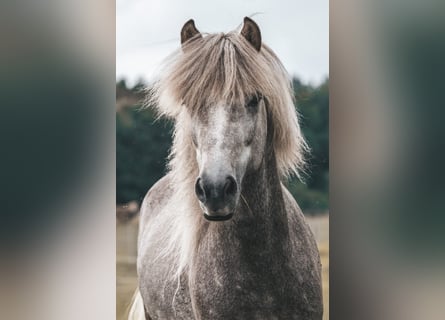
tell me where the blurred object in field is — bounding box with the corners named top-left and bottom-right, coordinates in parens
top-left (116, 201), bottom-right (140, 223)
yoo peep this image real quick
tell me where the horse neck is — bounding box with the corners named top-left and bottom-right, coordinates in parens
top-left (235, 141), bottom-right (289, 239)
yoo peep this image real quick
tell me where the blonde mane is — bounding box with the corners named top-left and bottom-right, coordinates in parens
top-left (147, 30), bottom-right (308, 178)
top-left (143, 29), bottom-right (308, 286)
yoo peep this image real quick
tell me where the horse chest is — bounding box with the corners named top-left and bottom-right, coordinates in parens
top-left (189, 232), bottom-right (318, 319)
top-left (138, 251), bottom-right (193, 319)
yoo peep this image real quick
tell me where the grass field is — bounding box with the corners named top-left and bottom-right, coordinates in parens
top-left (306, 214), bottom-right (329, 320)
top-left (117, 214), bottom-right (329, 320)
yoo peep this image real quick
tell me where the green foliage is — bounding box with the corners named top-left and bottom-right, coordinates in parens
top-left (116, 78), bottom-right (329, 214)
top-left (289, 78), bottom-right (329, 214)
top-left (287, 178), bottom-right (329, 213)
top-left (116, 93), bottom-right (173, 203)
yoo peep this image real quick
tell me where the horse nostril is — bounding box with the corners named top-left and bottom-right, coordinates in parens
top-left (195, 178), bottom-right (206, 203)
top-left (224, 176), bottom-right (237, 198)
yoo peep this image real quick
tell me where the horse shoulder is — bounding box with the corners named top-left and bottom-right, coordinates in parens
top-left (139, 174), bottom-right (173, 234)
top-left (281, 184), bottom-right (318, 248)
top-left (281, 184), bottom-right (324, 317)
top-left (283, 184), bottom-right (320, 262)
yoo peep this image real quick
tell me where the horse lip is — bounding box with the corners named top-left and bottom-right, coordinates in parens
top-left (203, 212), bottom-right (233, 222)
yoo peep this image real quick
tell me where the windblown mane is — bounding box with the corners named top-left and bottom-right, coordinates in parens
top-left (143, 29), bottom-right (308, 286)
top-left (147, 30), bottom-right (308, 178)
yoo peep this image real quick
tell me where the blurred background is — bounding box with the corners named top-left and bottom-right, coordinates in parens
top-left (116, 0), bottom-right (329, 319)
top-left (330, 0), bottom-right (445, 319)
top-left (0, 1), bottom-right (115, 320)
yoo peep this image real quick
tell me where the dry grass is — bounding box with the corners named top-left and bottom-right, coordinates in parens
top-left (306, 214), bottom-right (329, 320)
top-left (319, 240), bottom-right (329, 320)
top-left (116, 220), bottom-right (138, 320)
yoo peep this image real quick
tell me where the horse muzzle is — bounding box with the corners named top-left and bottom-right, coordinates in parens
top-left (195, 175), bottom-right (238, 222)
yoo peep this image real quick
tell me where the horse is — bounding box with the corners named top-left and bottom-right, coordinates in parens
top-left (129, 17), bottom-right (323, 320)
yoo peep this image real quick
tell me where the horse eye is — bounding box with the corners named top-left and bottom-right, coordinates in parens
top-left (246, 94), bottom-right (263, 110)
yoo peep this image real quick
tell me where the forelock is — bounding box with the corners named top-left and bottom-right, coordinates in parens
top-left (147, 29), bottom-right (309, 178)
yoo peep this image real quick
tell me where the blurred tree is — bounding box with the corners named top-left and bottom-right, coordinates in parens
top-left (116, 87), bottom-right (173, 203)
top-left (289, 78), bottom-right (329, 213)
top-left (116, 78), bottom-right (127, 90)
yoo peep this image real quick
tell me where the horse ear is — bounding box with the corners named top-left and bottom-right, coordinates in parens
top-left (240, 17), bottom-right (262, 51)
top-left (181, 19), bottom-right (202, 46)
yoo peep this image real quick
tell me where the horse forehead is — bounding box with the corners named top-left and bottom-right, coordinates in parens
top-left (196, 104), bottom-right (243, 150)
top-left (199, 103), bottom-right (243, 126)
top-left (210, 105), bottom-right (246, 136)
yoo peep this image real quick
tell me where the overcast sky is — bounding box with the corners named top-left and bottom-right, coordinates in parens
top-left (117, 0), bottom-right (328, 87)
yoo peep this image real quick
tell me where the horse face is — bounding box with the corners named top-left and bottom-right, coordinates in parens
top-left (192, 95), bottom-right (267, 221)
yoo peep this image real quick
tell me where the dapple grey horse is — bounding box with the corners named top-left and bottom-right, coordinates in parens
top-left (129, 17), bottom-right (323, 320)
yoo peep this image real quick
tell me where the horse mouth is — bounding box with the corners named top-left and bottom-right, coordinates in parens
top-left (203, 212), bottom-right (234, 221)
